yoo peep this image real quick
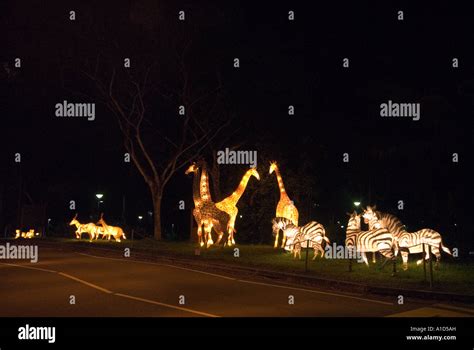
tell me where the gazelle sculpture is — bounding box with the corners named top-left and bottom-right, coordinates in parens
top-left (69, 214), bottom-right (99, 241)
top-left (97, 213), bottom-right (126, 242)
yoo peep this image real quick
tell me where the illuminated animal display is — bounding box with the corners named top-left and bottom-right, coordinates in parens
top-left (363, 206), bottom-right (451, 270)
top-left (185, 162), bottom-right (231, 247)
top-left (97, 214), bottom-right (126, 242)
top-left (69, 214), bottom-right (99, 241)
top-left (14, 229), bottom-right (37, 239)
top-left (282, 221), bottom-right (329, 259)
top-left (271, 217), bottom-right (294, 250)
top-left (269, 161), bottom-right (299, 248)
top-left (216, 168), bottom-right (260, 245)
top-left (345, 211), bottom-right (395, 266)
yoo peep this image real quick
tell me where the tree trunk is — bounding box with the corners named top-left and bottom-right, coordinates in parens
top-left (151, 189), bottom-right (162, 240)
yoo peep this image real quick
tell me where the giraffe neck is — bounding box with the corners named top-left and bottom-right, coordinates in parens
top-left (223, 169), bottom-right (254, 206)
top-left (274, 167), bottom-right (289, 200)
top-left (199, 164), bottom-right (211, 202)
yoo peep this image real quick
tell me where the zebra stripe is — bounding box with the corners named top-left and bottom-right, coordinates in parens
top-left (363, 207), bottom-right (451, 269)
top-left (283, 221), bottom-right (329, 259)
top-left (345, 213), bottom-right (395, 265)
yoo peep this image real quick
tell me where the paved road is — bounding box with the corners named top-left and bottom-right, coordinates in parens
top-left (1, 248), bottom-right (473, 317)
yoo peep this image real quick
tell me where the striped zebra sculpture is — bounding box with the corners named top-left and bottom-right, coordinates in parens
top-left (362, 206), bottom-right (451, 270)
top-left (272, 217), bottom-right (329, 259)
top-left (345, 211), bottom-right (395, 266)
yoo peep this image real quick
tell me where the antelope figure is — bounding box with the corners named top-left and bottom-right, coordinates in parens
top-left (69, 214), bottom-right (98, 241)
top-left (269, 161), bottom-right (299, 248)
top-left (97, 213), bottom-right (126, 242)
top-left (216, 167), bottom-right (260, 245)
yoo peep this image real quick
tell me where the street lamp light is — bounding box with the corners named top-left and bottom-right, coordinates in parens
top-left (96, 194), bottom-right (104, 210)
top-left (354, 201), bottom-right (361, 207)
top-left (138, 215), bottom-right (143, 220)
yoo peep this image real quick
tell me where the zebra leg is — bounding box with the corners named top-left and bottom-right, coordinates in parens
top-left (361, 252), bottom-right (369, 266)
top-left (431, 245), bottom-right (441, 269)
top-left (274, 231), bottom-right (279, 248)
top-left (372, 252), bottom-right (376, 263)
top-left (281, 234), bottom-right (287, 249)
top-left (401, 251), bottom-right (409, 270)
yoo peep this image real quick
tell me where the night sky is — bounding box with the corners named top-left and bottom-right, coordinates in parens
top-left (1, 1), bottom-right (472, 251)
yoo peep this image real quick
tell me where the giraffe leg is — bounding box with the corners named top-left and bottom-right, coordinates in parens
top-left (227, 226), bottom-right (234, 246)
top-left (216, 230), bottom-right (224, 245)
top-left (206, 224), bottom-right (214, 248)
top-left (197, 225), bottom-right (204, 247)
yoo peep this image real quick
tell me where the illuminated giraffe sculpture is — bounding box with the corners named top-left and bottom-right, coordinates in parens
top-left (269, 161), bottom-right (299, 248)
top-left (97, 213), bottom-right (126, 242)
top-left (216, 168), bottom-right (260, 245)
top-left (185, 162), bottom-right (230, 247)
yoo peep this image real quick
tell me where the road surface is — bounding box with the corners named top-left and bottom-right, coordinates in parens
top-left (1, 248), bottom-right (473, 317)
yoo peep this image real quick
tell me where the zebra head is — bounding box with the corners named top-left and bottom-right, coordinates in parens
top-left (363, 205), bottom-right (383, 229)
top-left (271, 217), bottom-right (291, 236)
top-left (362, 205), bottom-right (377, 224)
top-left (345, 211), bottom-right (360, 248)
top-left (347, 211), bottom-right (361, 231)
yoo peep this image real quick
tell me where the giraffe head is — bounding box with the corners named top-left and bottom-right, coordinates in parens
top-left (249, 167), bottom-right (260, 180)
top-left (185, 162), bottom-right (199, 175)
top-left (269, 161), bottom-right (278, 175)
top-left (69, 213), bottom-right (79, 226)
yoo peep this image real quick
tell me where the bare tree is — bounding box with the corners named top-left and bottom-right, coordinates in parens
top-left (82, 56), bottom-right (230, 239)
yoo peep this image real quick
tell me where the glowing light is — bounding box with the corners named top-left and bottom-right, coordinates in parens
top-left (14, 229), bottom-right (37, 239)
top-left (97, 213), bottom-right (126, 242)
top-left (216, 168), bottom-right (260, 246)
top-left (269, 161), bottom-right (299, 248)
top-left (69, 214), bottom-right (104, 241)
top-left (354, 201), bottom-right (361, 207)
top-left (186, 162), bottom-right (233, 248)
top-left (138, 216), bottom-right (143, 220)
top-left (95, 193), bottom-right (104, 199)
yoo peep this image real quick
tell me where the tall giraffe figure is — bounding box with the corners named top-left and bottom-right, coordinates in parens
top-left (269, 161), bottom-right (299, 248)
top-left (185, 162), bottom-right (230, 248)
top-left (197, 161), bottom-right (236, 245)
top-left (216, 167), bottom-right (260, 246)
